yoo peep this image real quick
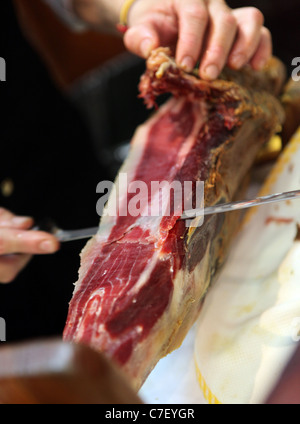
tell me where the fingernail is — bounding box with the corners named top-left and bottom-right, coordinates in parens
top-left (230, 53), bottom-right (246, 69)
top-left (141, 39), bottom-right (153, 58)
top-left (39, 240), bottom-right (57, 253)
top-left (254, 58), bottom-right (267, 71)
top-left (180, 56), bottom-right (194, 73)
top-left (12, 217), bottom-right (31, 226)
top-left (203, 64), bottom-right (219, 80)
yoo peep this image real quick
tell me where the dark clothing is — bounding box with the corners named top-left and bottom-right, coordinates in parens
top-left (0, 0), bottom-right (147, 341)
top-left (0, 1), bottom-right (102, 340)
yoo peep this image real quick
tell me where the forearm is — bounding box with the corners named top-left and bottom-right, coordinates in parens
top-left (72, 0), bottom-right (125, 31)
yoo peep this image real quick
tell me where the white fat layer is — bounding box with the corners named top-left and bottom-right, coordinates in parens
top-left (97, 96), bottom-right (207, 243)
top-left (70, 100), bottom-right (177, 298)
top-left (96, 98), bottom-right (179, 243)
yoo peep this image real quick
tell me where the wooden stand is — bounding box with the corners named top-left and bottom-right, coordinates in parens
top-left (0, 338), bottom-right (142, 404)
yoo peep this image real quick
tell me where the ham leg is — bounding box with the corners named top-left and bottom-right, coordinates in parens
top-left (63, 48), bottom-right (285, 391)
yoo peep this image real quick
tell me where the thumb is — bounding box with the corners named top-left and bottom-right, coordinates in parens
top-left (124, 22), bottom-right (160, 58)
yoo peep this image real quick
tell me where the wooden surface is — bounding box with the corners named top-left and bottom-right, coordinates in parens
top-left (0, 337), bottom-right (299, 404)
top-left (0, 338), bottom-right (142, 404)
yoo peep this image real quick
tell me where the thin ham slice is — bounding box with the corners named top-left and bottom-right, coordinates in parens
top-left (63, 48), bottom-right (285, 390)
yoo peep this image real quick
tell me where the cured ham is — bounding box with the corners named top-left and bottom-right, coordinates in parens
top-left (63, 48), bottom-right (285, 390)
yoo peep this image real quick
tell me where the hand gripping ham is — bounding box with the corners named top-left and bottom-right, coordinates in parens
top-left (63, 48), bottom-right (286, 391)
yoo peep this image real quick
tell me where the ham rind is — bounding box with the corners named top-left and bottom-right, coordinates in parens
top-left (63, 48), bottom-right (285, 390)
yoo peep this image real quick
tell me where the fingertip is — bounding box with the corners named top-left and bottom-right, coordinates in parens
top-left (249, 27), bottom-right (272, 71)
top-left (39, 237), bottom-right (60, 254)
top-left (199, 64), bottom-right (220, 81)
top-left (0, 268), bottom-right (17, 284)
top-left (251, 56), bottom-right (268, 71)
top-left (228, 52), bottom-right (247, 70)
top-left (124, 25), bottom-right (158, 58)
top-left (179, 56), bottom-right (195, 73)
top-left (0, 254), bottom-right (32, 284)
top-left (140, 38), bottom-right (155, 58)
top-left (175, 1), bottom-right (208, 70)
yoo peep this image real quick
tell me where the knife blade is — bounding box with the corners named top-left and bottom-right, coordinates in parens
top-left (181, 189), bottom-right (300, 220)
top-left (55, 189), bottom-right (300, 242)
top-left (54, 227), bottom-right (99, 242)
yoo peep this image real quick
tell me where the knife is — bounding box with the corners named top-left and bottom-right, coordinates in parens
top-left (181, 189), bottom-right (300, 220)
top-left (53, 189), bottom-right (300, 242)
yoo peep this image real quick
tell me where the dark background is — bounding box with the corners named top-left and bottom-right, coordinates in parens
top-left (0, 0), bottom-right (299, 343)
top-left (0, 0), bottom-right (149, 342)
top-left (0, 0), bottom-right (102, 341)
